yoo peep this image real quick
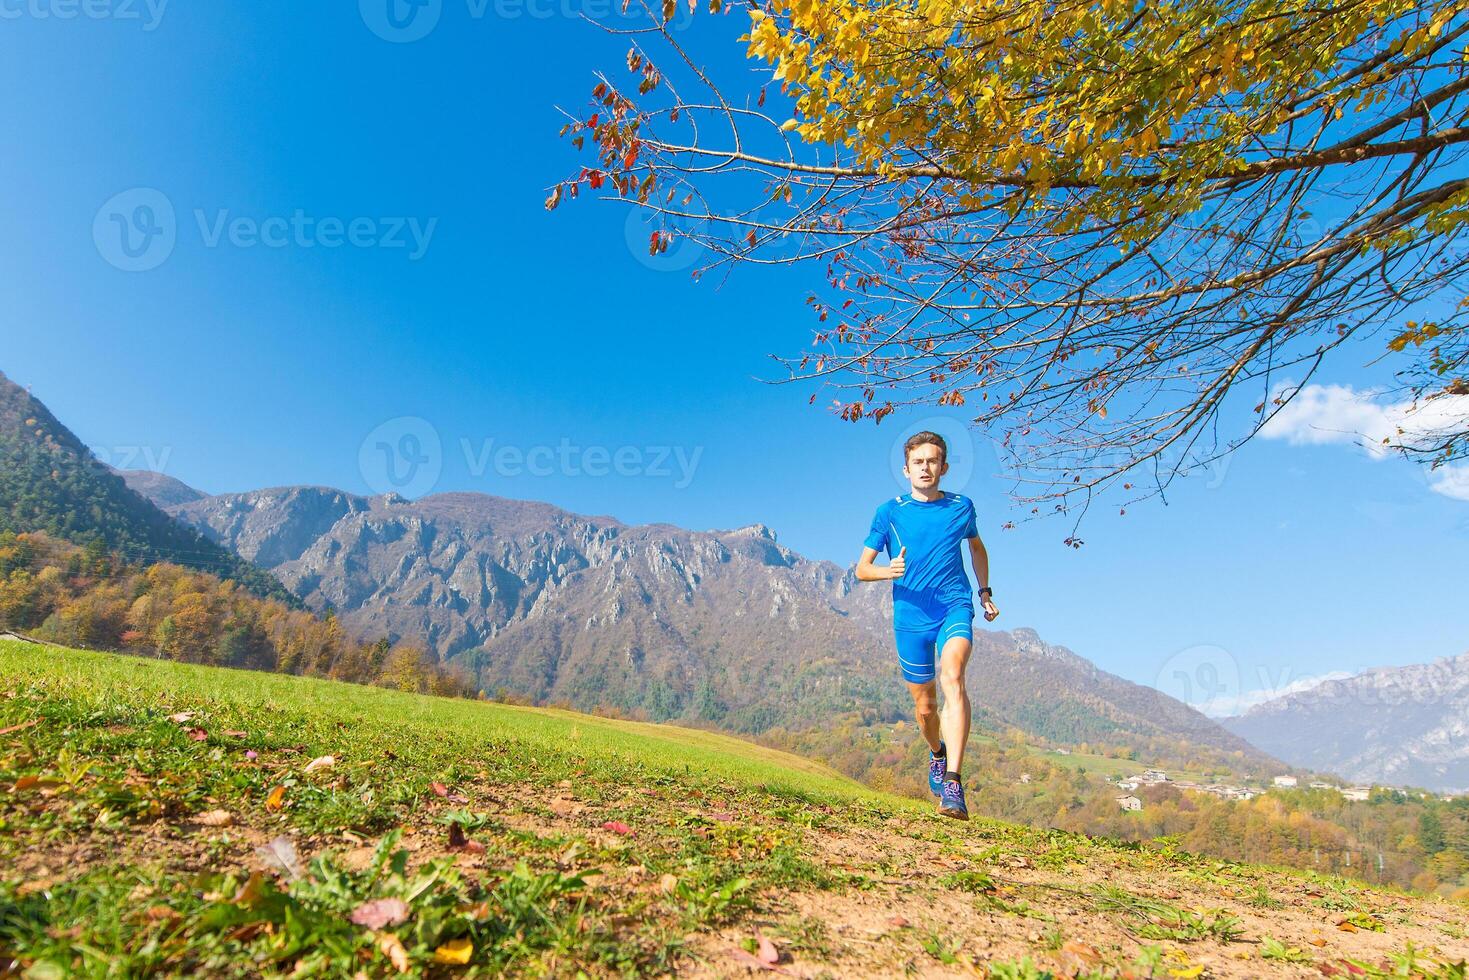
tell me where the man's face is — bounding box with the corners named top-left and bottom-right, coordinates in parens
top-left (904, 444), bottom-right (947, 490)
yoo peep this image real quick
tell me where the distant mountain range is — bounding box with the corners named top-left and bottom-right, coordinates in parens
top-left (118, 471), bottom-right (1274, 769)
top-left (1223, 653), bottom-right (1469, 794)
top-left (0, 371), bottom-right (292, 603)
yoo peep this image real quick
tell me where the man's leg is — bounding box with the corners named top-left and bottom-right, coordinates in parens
top-left (905, 678), bottom-right (941, 753)
top-left (937, 635), bottom-right (973, 775)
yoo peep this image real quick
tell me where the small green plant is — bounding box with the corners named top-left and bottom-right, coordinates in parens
top-left (1260, 936), bottom-right (1313, 963)
top-left (919, 929), bottom-right (962, 965)
top-left (938, 869), bottom-right (996, 893)
top-left (1244, 883), bottom-right (1283, 909)
top-left (672, 874), bottom-right (753, 926)
top-left (986, 957), bottom-right (1056, 979)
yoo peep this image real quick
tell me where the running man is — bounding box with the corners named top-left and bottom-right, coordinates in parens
top-left (856, 431), bottom-right (999, 820)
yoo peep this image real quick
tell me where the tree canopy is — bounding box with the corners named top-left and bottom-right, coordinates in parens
top-left (553, 0), bottom-right (1469, 525)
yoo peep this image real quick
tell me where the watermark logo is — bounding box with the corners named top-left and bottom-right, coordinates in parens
top-left (93, 188), bottom-right (176, 272)
top-left (359, 416), bottom-right (443, 498)
top-left (1154, 643), bottom-right (1242, 717)
top-left (359, 0), bottom-right (441, 41)
top-left (626, 206), bottom-right (706, 274)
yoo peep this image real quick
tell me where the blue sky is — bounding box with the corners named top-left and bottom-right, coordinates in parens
top-left (2, 1), bottom-right (1465, 715)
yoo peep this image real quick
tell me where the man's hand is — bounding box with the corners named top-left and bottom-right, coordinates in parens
top-left (888, 547), bottom-right (906, 579)
top-left (981, 597), bottom-right (999, 622)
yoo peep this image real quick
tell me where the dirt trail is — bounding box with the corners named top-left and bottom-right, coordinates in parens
top-left (679, 806), bottom-right (1469, 979)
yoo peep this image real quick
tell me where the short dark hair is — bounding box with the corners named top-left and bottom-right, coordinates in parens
top-left (904, 431), bottom-right (947, 463)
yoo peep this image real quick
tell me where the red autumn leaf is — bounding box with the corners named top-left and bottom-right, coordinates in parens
top-left (728, 947), bottom-right (786, 973)
top-left (430, 782), bottom-right (449, 797)
top-left (186, 728), bottom-right (208, 741)
top-left (601, 820), bottom-right (633, 835)
top-left (745, 230), bottom-right (757, 247)
top-left (350, 898), bottom-right (410, 929)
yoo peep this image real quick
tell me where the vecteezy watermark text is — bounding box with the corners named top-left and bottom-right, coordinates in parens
top-left (461, 437), bottom-right (702, 489)
top-left (359, 0), bottom-right (695, 42)
top-left (93, 188), bottom-right (437, 271)
top-left (1, 0), bottom-right (166, 30)
top-left (357, 418), bottom-right (706, 498)
top-left (195, 210), bottom-right (436, 259)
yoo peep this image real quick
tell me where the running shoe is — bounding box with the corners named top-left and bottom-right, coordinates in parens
top-left (938, 778), bottom-right (969, 821)
top-left (928, 746), bottom-right (947, 797)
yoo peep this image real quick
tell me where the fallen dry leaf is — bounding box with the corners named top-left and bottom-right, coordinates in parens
top-left (378, 932), bottom-right (412, 973)
top-left (167, 712), bottom-right (195, 724)
top-left (196, 809), bottom-right (235, 827)
top-left (756, 933), bottom-right (780, 966)
top-left (1336, 920), bottom-right (1359, 933)
top-left (888, 915), bottom-right (910, 928)
top-left (264, 785), bottom-right (286, 811)
top-left (433, 936), bottom-right (473, 965)
top-left (602, 820), bottom-right (633, 835)
top-left (185, 727), bottom-right (208, 741)
top-left (430, 781), bottom-right (449, 797)
top-left (0, 718), bottom-right (40, 736)
top-left (1058, 940), bottom-right (1102, 974)
top-left (350, 898), bottom-right (410, 930)
top-left (223, 729), bottom-right (247, 737)
top-left (303, 755), bottom-right (336, 773)
top-left (255, 835), bottom-right (304, 880)
top-left (728, 947), bottom-right (787, 973)
top-left (549, 797), bottom-right (582, 817)
top-left (658, 873), bottom-right (679, 894)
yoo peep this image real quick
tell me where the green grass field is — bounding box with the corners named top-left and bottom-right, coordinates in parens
top-left (0, 640), bottom-right (908, 977)
top-left (4, 639), bottom-right (1465, 980)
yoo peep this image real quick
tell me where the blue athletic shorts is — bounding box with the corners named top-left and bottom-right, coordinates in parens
top-left (894, 604), bottom-right (974, 684)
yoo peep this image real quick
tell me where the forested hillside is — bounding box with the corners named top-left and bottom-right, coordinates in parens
top-left (0, 370), bottom-right (291, 603)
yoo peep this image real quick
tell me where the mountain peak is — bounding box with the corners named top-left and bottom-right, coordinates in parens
top-left (721, 522), bottom-right (777, 541)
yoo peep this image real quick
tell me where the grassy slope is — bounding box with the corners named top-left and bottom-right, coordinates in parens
top-left (1, 640), bottom-right (1466, 979)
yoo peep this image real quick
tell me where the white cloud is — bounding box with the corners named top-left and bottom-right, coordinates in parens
top-left (1260, 383), bottom-right (1469, 500)
top-left (1209, 670), bottom-right (1357, 718)
top-left (1427, 465), bottom-right (1469, 502)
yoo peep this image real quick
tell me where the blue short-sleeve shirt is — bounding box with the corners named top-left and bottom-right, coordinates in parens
top-left (864, 491), bottom-right (977, 630)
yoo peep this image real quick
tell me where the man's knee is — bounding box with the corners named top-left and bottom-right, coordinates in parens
top-left (939, 660), bottom-right (967, 691)
top-left (911, 689), bottom-right (939, 717)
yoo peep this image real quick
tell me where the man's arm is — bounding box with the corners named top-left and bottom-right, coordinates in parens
top-left (856, 545), bottom-right (905, 582)
top-left (968, 536), bottom-right (999, 621)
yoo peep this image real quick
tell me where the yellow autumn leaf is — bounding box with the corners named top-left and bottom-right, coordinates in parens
top-left (434, 936), bottom-right (474, 964)
top-left (264, 785), bottom-right (286, 811)
top-left (1168, 967), bottom-right (1204, 979)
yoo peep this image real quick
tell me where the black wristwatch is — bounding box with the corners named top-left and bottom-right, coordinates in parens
top-left (978, 586), bottom-right (993, 599)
